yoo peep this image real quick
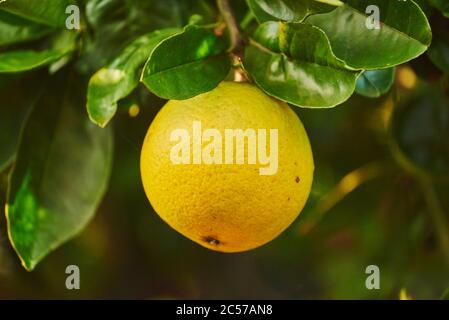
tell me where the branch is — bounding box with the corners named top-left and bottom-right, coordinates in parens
top-left (217, 0), bottom-right (243, 53)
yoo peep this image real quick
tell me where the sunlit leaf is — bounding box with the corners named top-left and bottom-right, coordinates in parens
top-left (87, 28), bottom-right (179, 127)
top-left (141, 25), bottom-right (231, 100)
top-left (244, 22), bottom-right (359, 108)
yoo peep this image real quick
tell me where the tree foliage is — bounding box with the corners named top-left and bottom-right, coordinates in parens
top-left (0, 0), bottom-right (448, 289)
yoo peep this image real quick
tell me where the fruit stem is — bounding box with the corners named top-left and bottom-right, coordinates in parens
top-left (217, 0), bottom-right (244, 54)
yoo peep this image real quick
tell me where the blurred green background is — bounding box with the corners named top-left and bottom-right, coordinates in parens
top-left (1, 0), bottom-right (449, 300)
top-left (1, 62), bottom-right (449, 299)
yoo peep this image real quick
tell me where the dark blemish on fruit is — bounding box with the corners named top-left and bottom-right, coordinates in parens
top-left (295, 176), bottom-right (300, 183)
top-left (288, 197), bottom-right (290, 201)
top-left (202, 236), bottom-right (220, 246)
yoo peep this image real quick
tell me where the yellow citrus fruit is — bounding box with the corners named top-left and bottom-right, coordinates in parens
top-left (140, 82), bottom-right (314, 252)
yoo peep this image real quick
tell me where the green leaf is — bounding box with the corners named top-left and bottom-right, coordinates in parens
top-left (244, 22), bottom-right (359, 108)
top-left (355, 68), bottom-right (395, 98)
top-left (82, 0), bottom-right (216, 71)
top-left (87, 28), bottom-right (179, 128)
top-left (307, 0), bottom-right (432, 69)
top-left (6, 72), bottom-right (113, 271)
top-left (429, 0), bottom-right (449, 18)
top-left (414, 0), bottom-right (434, 16)
top-left (246, 0), bottom-right (340, 23)
top-left (428, 38), bottom-right (449, 74)
top-left (0, 30), bottom-right (77, 73)
top-left (0, 0), bottom-right (74, 28)
top-left (0, 50), bottom-right (68, 73)
top-left (0, 76), bottom-right (38, 172)
top-left (391, 85), bottom-right (449, 179)
top-left (0, 9), bottom-right (53, 46)
top-left (141, 25), bottom-right (231, 100)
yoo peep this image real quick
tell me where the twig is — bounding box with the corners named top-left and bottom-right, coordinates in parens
top-left (299, 162), bottom-right (384, 235)
top-left (217, 0), bottom-right (244, 53)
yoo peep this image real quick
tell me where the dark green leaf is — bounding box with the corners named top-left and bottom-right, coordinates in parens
top-left (414, 0), bottom-right (434, 16)
top-left (82, 0), bottom-right (216, 71)
top-left (0, 0), bottom-right (74, 28)
top-left (307, 0), bottom-right (432, 69)
top-left (428, 38), bottom-right (449, 74)
top-left (0, 30), bottom-right (77, 73)
top-left (252, 21), bottom-right (281, 52)
top-left (246, 0), bottom-right (340, 23)
top-left (244, 22), bottom-right (359, 108)
top-left (391, 85), bottom-right (449, 179)
top-left (355, 68), bottom-right (395, 98)
top-left (141, 25), bottom-right (231, 100)
top-left (6, 73), bottom-right (113, 271)
top-left (0, 76), bottom-right (39, 172)
top-left (429, 0), bottom-right (449, 18)
top-left (0, 9), bottom-right (53, 46)
top-left (87, 28), bottom-right (179, 127)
